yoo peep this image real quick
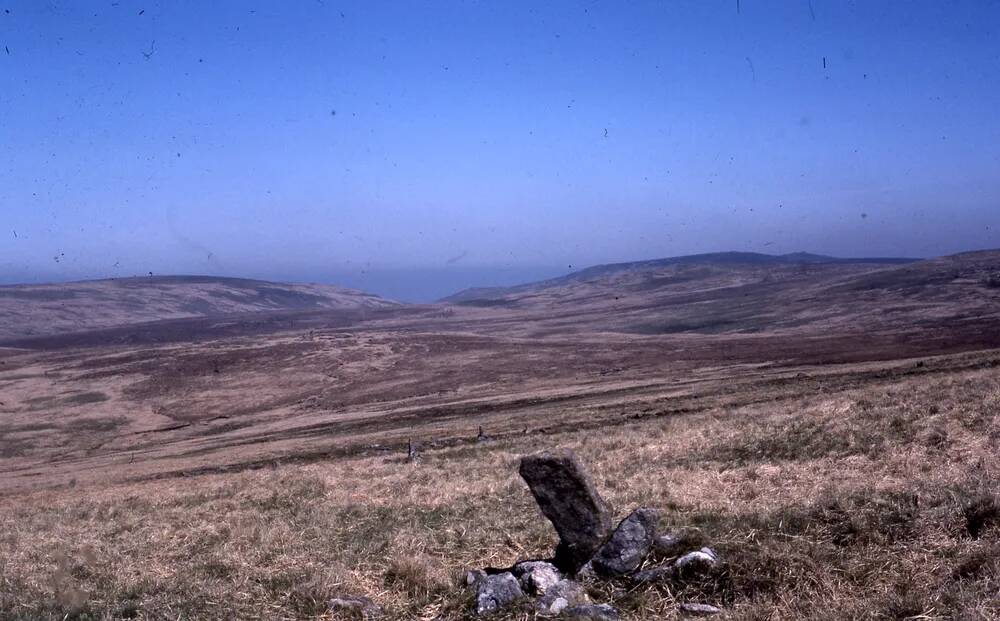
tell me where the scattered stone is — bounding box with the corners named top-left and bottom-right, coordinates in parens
top-left (513, 561), bottom-right (562, 595)
top-left (519, 449), bottom-right (613, 573)
top-left (591, 507), bottom-right (658, 576)
top-left (475, 572), bottom-right (524, 615)
top-left (328, 596), bottom-right (382, 619)
top-left (534, 579), bottom-right (590, 616)
top-left (463, 451), bottom-right (725, 618)
top-left (674, 548), bottom-right (719, 576)
top-left (563, 603), bottom-right (620, 620)
top-left (679, 602), bottom-right (722, 616)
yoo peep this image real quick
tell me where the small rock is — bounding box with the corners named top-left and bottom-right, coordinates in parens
top-left (535, 579), bottom-right (590, 616)
top-left (591, 507), bottom-right (658, 576)
top-left (575, 561), bottom-right (597, 582)
top-left (679, 602), bottom-right (722, 616)
top-left (328, 596), bottom-right (382, 619)
top-left (475, 572), bottom-right (524, 615)
top-left (674, 548), bottom-right (719, 576)
top-left (540, 595), bottom-right (571, 617)
top-left (464, 569), bottom-right (487, 587)
top-left (519, 449), bottom-right (613, 573)
top-left (563, 603), bottom-right (620, 620)
top-left (513, 560), bottom-right (561, 595)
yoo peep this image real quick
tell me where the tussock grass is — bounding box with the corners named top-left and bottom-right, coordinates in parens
top-left (3, 367), bottom-right (1000, 619)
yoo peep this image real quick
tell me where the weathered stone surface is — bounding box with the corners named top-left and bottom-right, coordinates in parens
top-left (513, 560), bottom-right (561, 595)
top-left (534, 579), bottom-right (590, 616)
top-left (328, 596), bottom-right (382, 619)
top-left (591, 507), bottom-right (658, 576)
top-left (519, 449), bottom-right (612, 573)
top-left (678, 602), bottom-right (722, 616)
top-left (563, 603), bottom-right (620, 620)
top-left (674, 547), bottom-right (719, 577)
top-left (464, 569), bottom-right (487, 587)
top-left (475, 572), bottom-right (524, 615)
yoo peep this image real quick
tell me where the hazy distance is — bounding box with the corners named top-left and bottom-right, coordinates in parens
top-left (2, 1), bottom-right (998, 301)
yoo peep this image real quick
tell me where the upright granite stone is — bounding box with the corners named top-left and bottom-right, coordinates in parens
top-left (519, 449), bottom-right (612, 573)
top-left (591, 507), bottom-right (658, 576)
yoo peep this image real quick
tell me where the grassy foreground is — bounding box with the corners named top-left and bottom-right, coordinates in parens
top-left (2, 360), bottom-right (1000, 620)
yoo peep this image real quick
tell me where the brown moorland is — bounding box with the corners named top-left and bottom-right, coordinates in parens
top-left (2, 250), bottom-right (1000, 620)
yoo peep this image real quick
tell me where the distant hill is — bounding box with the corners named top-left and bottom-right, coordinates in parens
top-left (435, 250), bottom-right (1000, 338)
top-left (440, 251), bottom-right (918, 303)
top-left (0, 275), bottom-right (398, 341)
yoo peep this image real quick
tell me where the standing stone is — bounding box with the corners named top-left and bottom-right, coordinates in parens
top-left (475, 572), bottom-right (524, 615)
top-left (591, 507), bottom-right (658, 576)
top-left (519, 449), bottom-right (612, 573)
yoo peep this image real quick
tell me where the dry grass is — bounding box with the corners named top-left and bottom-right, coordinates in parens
top-left (2, 361), bottom-right (1000, 620)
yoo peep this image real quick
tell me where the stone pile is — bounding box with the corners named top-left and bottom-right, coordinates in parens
top-left (467, 448), bottom-right (723, 618)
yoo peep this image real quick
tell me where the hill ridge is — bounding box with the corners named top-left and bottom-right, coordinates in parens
top-left (0, 274), bottom-right (398, 341)
top-left (440, 251), bottom-right (919, 303)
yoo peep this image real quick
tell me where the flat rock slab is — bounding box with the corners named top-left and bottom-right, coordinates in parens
top-left (519, 449), bottom-right (612, 573)
top-left (591, 507), bottom-right (658, 576)
top-left (679, 602), bottom-right (722, 616)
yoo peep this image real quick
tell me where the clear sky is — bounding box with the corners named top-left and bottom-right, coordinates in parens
top-left (1, 1), bottom-right (998, 300)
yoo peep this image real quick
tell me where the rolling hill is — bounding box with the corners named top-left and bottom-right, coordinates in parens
top-left (0, 275), bottom-right (398, 341)
top-left (441, 251), bottom-right (918, 304)
top-left (435, 250), bottom-right (1000, 338)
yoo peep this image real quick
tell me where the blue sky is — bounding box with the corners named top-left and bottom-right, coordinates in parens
top-left (1, 1), bottom-right (998, 300)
